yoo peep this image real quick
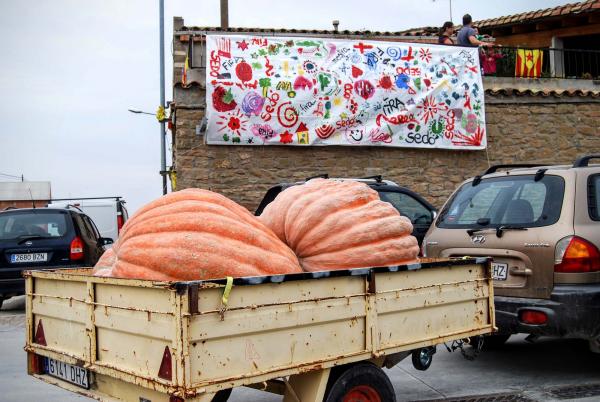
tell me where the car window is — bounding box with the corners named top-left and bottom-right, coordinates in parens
top-left (438, 175), bottom-right (565, 229)
top-left (0, 212), bottom-right (69, 240)
top-left (81, 216), bottom-right (99, 240)
top-left (590, 174), bottom-right (600, 221)
top-left (87, 217), bottom-right (101, 239)
top-left (378, 191), bottom-right (433, 225)
top-left (455, 185), bottom-right (504, 225)
top-left (502, 181), bottom-right (547, 222)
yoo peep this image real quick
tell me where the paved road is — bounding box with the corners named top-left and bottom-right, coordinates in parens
top-left (2, 295), bottom-right (600, 402)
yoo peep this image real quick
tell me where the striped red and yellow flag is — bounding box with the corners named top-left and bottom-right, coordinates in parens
top-left (515, 49), bottom-right (543, 78)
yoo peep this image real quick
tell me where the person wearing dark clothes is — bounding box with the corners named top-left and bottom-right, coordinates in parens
top-left (438, 21), bottom-right (455, 45)
top-left (457, 14), bottom-right (492, 47)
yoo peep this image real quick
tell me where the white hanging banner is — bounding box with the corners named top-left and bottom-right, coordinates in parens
top-left (205, 34), bottom-right (486, 149)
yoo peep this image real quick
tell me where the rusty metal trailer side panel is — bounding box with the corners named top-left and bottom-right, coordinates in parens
top-left (185, 262), bottom-right (493, 394)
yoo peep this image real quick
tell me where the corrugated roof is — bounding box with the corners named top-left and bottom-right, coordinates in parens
top-left (175, 0), bottom-right (599, 41)
top-left (475, 0), bottom-right (600, 29)
top-left (485, 88), bottom-right (600, 98)
top-left (176, 25), bottom-right (436, 38)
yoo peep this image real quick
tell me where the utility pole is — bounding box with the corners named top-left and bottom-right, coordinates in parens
top-left (220, 0), bottom-right (229, 28)
top-left (433, 0), bottom-right (453, 22)
top-left (159, 0), bottom-right (167, 195)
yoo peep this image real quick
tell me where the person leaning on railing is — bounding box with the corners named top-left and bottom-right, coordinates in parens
top-left (457, 14), bottom-right (493, 48)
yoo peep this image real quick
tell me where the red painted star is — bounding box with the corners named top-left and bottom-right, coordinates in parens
top-left (237, 40), bottom-right (249, 51)
top-left (279, 131), bottom-right (293, 144)
top-left (526, 52), bottom-right (534, 62)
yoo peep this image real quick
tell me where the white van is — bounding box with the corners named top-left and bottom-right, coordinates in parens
top-left (47, 197), bottom-right (128, 242)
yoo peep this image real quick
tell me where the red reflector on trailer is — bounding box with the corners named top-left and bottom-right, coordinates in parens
top-left (169, 396), bottom-right (184, 402)
top-left (28, 352), bottom-right (45, 375)
top-left (34, 319), bottom-right (47, 346)
top-left (519, 310), bottom-right (547, 325)
top-left (158, 346), bottom-right (172, 381)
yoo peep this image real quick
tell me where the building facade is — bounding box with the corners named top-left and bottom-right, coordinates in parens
top-left (170, 7), bottom-right (600, 211)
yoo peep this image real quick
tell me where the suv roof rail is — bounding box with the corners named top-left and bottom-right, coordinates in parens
top-left (573, 154), bottom-right (600, 168)
top-left (305, 174), bottom-right (329, 181)
top-left (361, 175), bottom-right (383, 183)
top-left (472, 163), bottom-right (547, 186)
top-left (483, 164), bottom-right (546, 175)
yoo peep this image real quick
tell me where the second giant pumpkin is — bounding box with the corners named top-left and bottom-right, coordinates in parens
top-left (259, 179), bottom-right (420, 271)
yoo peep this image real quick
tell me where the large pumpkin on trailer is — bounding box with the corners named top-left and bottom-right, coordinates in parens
top-left (93, 189), bottom-right (302, 280)
top-left (258, 179), bottom-right (420, 272)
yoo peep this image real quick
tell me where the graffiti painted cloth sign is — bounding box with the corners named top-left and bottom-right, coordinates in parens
top-left (205, 35), bottom-right (486, 149)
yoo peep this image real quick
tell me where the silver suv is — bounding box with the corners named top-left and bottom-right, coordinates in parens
top-left (423, 155), bottom-right (600, 351)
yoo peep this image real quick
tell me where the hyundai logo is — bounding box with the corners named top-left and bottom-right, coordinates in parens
top-left (470, 235), bottom-right (486, 244)
top-left (25, 241), bottom-right (33, 246)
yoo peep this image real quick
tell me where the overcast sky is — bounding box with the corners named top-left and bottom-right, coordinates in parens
top-left (0, 0), bottom-right (574, 213)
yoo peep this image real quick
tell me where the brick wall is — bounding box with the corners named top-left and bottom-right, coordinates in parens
top-left (0, 200), bottom-right (50, 210)
top-left (172, 100), bottom-right (600, 211)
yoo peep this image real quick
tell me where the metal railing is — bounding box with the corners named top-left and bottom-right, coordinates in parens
top-left (477, 46), bottom-right (600, 79)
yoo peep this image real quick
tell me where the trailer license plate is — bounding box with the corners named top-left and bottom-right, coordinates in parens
top-left (44, 357), bottom-right (89, 389)
top-left (492, 262), bottom-right (508, 281)
top-left (11, 253), bottom-right (47, 263)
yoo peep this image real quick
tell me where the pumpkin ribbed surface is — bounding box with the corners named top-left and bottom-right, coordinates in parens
top-left (259, 179), bottom-right (419, 272)
top-left (93, 188), bottom-right (302, 280)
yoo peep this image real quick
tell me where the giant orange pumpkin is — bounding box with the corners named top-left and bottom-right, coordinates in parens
top-left (258, 179), bottom-right (419, 271)
top-left (93, 189), bottom-right (302, 280)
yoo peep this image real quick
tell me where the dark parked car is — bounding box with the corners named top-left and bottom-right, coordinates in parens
top-left (0, 207), bottom-right (113, 308)
top-left (255, 175), bottom-right (437, 247)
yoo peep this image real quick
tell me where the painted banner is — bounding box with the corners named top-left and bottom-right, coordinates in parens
top-left (205, 35), bottom-right (486, 149)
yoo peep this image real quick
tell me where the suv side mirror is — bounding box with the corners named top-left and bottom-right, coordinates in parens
top-left (99, 237), bottom-right (114, 246)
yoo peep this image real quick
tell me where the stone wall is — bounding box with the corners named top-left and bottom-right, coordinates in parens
top-left (172, 99), bottom-right (600, 211)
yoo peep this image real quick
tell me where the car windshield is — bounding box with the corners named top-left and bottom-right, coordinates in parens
top-left (0, 211), bottom-right (69, 240)
top-left (437, 175), bottom-right (565, 229)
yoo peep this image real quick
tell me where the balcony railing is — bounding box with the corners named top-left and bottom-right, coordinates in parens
top-left (477, 46), bottom-right (600, 79)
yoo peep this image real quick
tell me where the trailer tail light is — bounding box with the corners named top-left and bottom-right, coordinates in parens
top-left (117, 214), bottom-right (124, 234)
top-left (70, 236), bottom-right (84, 261)
top-left (519, 310), bottom-right (547, 325)
top-left (158, 346), bottom-right (172, 381)
top-left (554, 236), bottom-right (600, 273)
top-left (34, 319), bottom-right (47, 346)
top-left (169, 397), bottom-right (184, 402)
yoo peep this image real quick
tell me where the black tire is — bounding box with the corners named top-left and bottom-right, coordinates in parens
top-left (325, 362), bottom-right (396, 402)
top-left (0, 297), bottom-right (4, 310)
top-left (211, 388), bottom-right (232, 402)
top-left (411, 347), bottom-right (435, 371)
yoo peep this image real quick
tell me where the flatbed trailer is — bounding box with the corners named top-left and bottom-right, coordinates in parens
top-left (24, 257), bottom-right (495, 402)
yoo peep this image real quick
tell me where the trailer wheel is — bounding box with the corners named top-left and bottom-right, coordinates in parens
top-left (325, 362), bottom-right (396, 402)
top-left (411, 346), bottom-right (435, 371)
top-left (211, 388), bottom-right (232, 402)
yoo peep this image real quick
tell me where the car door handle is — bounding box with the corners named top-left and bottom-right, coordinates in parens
top-left (510, 267), bottom-right (532, 276)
